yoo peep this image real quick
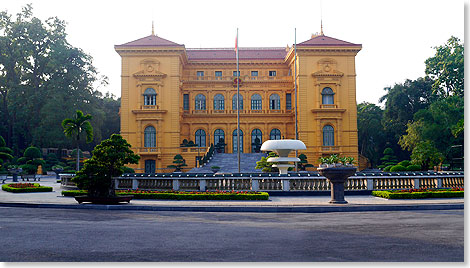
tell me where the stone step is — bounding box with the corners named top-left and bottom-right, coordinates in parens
top-left (189, 153), bottom-right (266, 173)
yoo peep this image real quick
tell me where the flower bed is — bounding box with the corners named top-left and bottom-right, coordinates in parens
top-left (62, 189), bottom-right (269, 200)
top-left (2, 183), bottom-right (53, 193)
top-left (372, 188), bottom-right (464, 199)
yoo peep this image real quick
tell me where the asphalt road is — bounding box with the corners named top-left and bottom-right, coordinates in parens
top-left (0, 207), bottom-right (464, 262)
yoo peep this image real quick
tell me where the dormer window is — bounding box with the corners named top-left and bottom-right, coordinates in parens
top-left (143, 88), bottom-right (157, 106)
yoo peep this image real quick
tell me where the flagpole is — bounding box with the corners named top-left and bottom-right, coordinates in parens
top-left (236, 28), bottom-right (241, 173)
top-left (294, 28), bottom-right (299, 172)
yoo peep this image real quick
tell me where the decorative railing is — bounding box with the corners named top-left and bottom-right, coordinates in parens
top-left (114, 171), bottom-right (464, 192)
top-left (183, 75), bottom-right (293, 82)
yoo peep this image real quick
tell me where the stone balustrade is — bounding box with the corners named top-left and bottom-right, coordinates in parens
top-left (114, 172), bottom-right (464, 192)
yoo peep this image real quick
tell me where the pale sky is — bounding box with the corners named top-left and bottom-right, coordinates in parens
top-left (1, 0), bottom-right (465, 105)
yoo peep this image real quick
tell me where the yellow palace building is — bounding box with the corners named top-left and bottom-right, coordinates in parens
top-left (115, 31), bottom-right (362, 173)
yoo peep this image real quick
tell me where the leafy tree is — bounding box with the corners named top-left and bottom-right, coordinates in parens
top-left (73, 134), bottom-right (140, 198)
top-left (451, 119), bottom-right (464, 138)
top-left (62, 110), bottom-right (93, 172)
top-left (0, 5), bottom-right (117, 155)
top-left (167, 154), bottom-right (187, 172)
top-left (0, 136), bottom-right (13, 170)
top-left (425, 36), bottom-right (464, 98)
top-left (410, 141), bottom-right (444, 170)
top-left (399, 96), bottom-right (463, 162)
top-left (379, 78), bottom-right (434, 141)
top-left (357, 102), bottom-right (386, 167)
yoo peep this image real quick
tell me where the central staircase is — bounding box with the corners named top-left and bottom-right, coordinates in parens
top-left (189, 153), bottom-right (267, 173)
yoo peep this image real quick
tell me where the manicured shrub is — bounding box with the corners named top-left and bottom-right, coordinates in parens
top-left (398, 160), bottom-right (411, 167)
top-left (372, 189), bottom-right (464, 199)
top-left (383, 165), bottom-right (394, 172)
top-left (406, 164), bottom-right (422, 171)
top-left (390, 165), bottom-right (407, 172)
top-left (61, 190), bottom-right (88, 197)
top-left (62, 190), bottom-right (270, 200)
top-left (2, 183), bottom-right (52, 193)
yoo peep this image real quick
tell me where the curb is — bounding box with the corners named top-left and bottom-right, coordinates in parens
top-left (0, 202), bottom-right (463, 213)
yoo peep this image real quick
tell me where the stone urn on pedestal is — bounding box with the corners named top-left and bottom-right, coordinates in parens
top-left (8, 167), bottom-right (22, 182)
top-left (260, 140), bottom-right (307, 174)
top-left (317, 155), bottom-right (357, 204)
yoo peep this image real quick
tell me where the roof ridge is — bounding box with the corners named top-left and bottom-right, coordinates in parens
top-left (186, 47), bottom-right (286, 51)
top-left (116, 34), bottom-right (183, 47)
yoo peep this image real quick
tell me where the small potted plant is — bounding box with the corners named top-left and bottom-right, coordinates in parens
top-left (340, 156), bottom-right (356, 167)
top-left (8, 166), bottom-right (22, 182)
top-left (211, 166), bottom-right (220, 173)
top-left (317, 155), bottom-right (357, 204)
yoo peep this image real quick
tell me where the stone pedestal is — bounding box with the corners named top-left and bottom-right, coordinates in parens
top-left (318, 167), bottom-right (356, 204)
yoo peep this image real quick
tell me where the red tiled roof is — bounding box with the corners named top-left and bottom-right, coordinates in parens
top-left (115, 34), bottom-right (183, 47)
top-left (187, 48), bottom-right (287, 60)
top-left (297, 35), bottom-right (361, 47)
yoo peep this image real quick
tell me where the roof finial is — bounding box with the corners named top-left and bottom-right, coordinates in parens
top-left (152, 21), bottom-right (155, 36)
top-left (320, 0), bottom-right (324, 36)
top-left (320, 19), bottom-right (324, 36)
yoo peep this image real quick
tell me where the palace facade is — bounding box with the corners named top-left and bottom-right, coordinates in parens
top-left (115, 32), bottom-right (362, 173)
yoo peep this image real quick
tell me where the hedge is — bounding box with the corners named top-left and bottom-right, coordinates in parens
top-left (2, 183), bottom-right (53, 193)
top-left (372, 190), bottom-right (464, 199)
top-left (62, 190), bottom-right (270, 201)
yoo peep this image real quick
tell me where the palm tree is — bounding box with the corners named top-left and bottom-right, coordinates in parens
top-left (62, 110), bottom-right (93, 171)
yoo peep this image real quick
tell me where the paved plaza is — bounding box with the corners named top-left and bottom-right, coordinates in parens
top-left (0, 207), bottom-right (464, 262)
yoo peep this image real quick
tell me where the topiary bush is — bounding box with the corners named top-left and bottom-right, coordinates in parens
top-left (390, 165), bottom-right (407, 172)
top-left (18, 146), bottom-right (45, 175)
top-left (406, 164), bottom-right (422, 171)
top-left (398, 160), bottom-right (411, 167)
top-left (383, 165), bottom-right (394, 172)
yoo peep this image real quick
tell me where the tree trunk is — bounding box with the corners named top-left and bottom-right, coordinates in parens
top-left (76, 145), bottom-right (80, 172)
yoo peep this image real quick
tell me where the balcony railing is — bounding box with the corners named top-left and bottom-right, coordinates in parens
top-left (142, 105), bottom-right (158, 109)
top-left (137, 147), bottom-right (161, 155)
top-left (186, 109), bottom-right (293, 115)
top-left (321, 146), bottom-right (340, 152)
top-left (184, 75), bottom-right (293, 82)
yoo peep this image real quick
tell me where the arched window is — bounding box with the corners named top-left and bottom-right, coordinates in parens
top-left (143, 88), bottom-right (156, 106)
top-left (251, 94), bottom-right (262, 110)
top-left (270, 129), bottom-right (281, 140)
top-left (232, 93), bottom-right (243, 110)
top-left (251, 129), bottom-right (262, 153)
top-left (213, 94), bottom-right (225, 110)
top-left (195, 94), bottom-right (206, 110)
top-left (322, 87), bottom-right (334, 105)
top-left (233, 129), bottom-right (243, 153)
top-left (323, 125), bottom-right (335, 146)
top-left (269, 94), bottom-right (280, 110)
top-left (214, 129), bottom-right (225, 153)
top-left (144, 126), bottom-right (156, 147)
top-left (195, 129), bottom-right (206, 147)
